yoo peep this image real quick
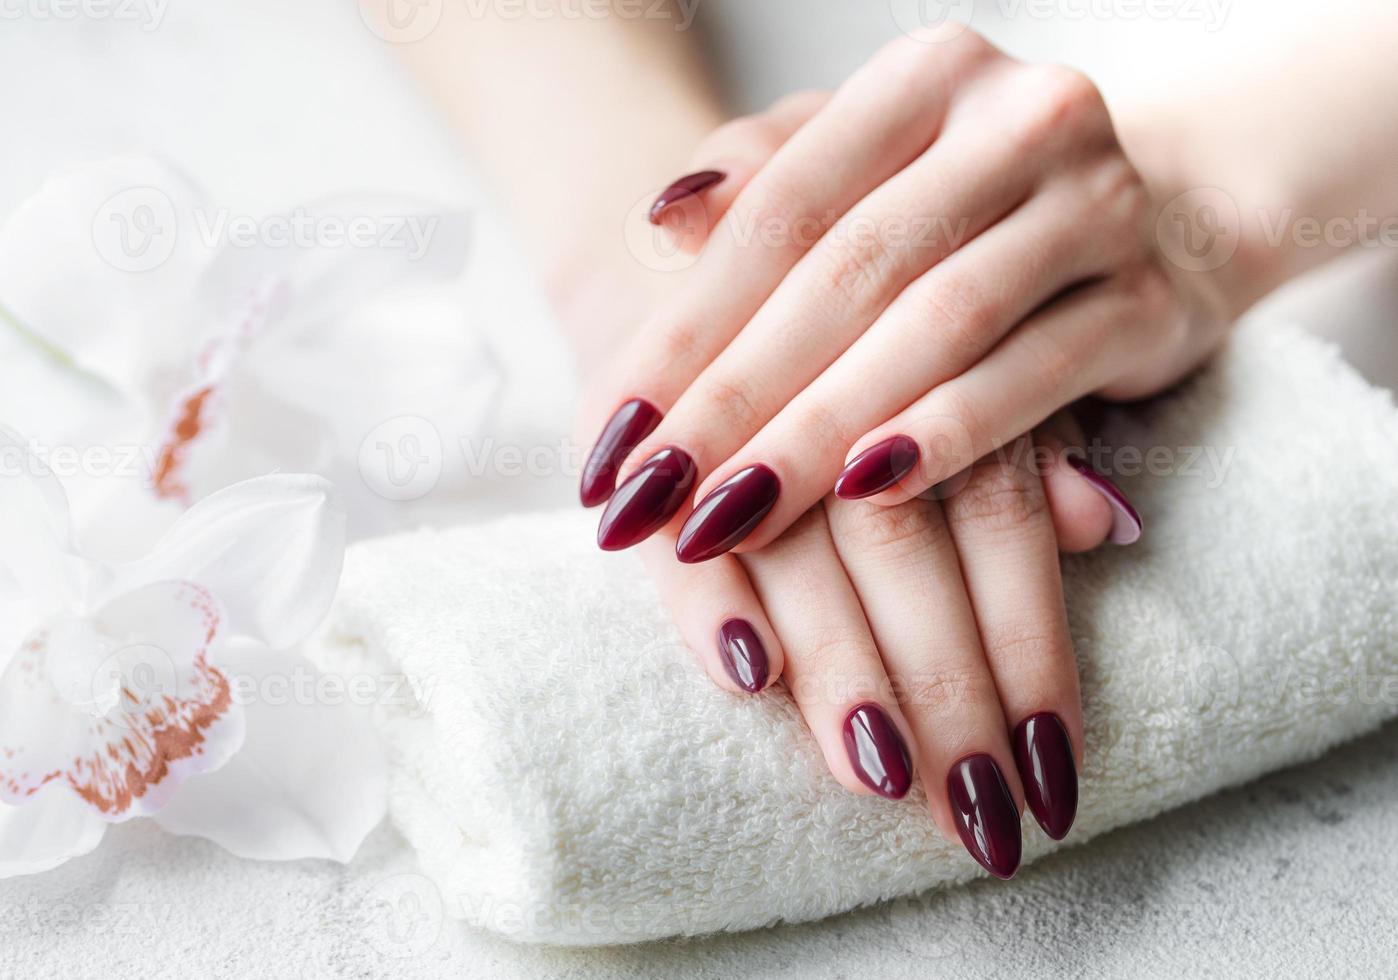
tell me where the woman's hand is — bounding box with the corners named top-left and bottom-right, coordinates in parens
top-left (641, 412), bottom-right (1136, 877)
top-left (579, 27), bottom-right (1230, 559)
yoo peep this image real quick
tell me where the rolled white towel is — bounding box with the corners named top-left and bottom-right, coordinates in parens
top-left (309, 318), bottom-right (1398, 945)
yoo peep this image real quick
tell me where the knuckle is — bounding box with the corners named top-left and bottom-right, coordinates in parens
top-left (739, 177), bottom-right (823, 252)
top-left (656, 317), bottom-right (705, 367)
top-left (946, 461), bottom-right (1047, 531)
top-left (1093, 156), bottom-right (1150, 230)
top-left (823, 226), bottom-right (899, 308)
top-left (798, 625), bottom-right (877, 677)
top-left (1016, 64), bottom-right (1109, 151)
top-left (842, 499), bottom-right (939, 555)
top-left (929, 277), bottom-right (999, 364)
top-left (1132, 263), bottom-right (1177, 319)
top-left (896, 662), bottom-right (996, 715)
top-left (978, 620), bottom-right (1065, 672)
top-left (793, 399), bottom-right (860, 454)
top-left (698, 373), bottom-right (767, 433)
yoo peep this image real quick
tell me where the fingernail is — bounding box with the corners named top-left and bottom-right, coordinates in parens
top-left (946, 754), bottom-right (1022, 879)
top-left (596, 447), bottom-right (696, 551)
top-left (1067, 456), bottom-right (1142, 545)
top-left (675, 464), bottom-right (780, 563)
top-left (842, 703), bottom-right (913, 800)
top-left (834, 435), bottom-right (920, 499)
top-left (648, 170), bottom-right (726, 225)
top-left (716, 618), bottom-right (770, 693)
top-left (580, 398), bottom-right (663, 508)
top-left (1012, 712), bottom-right (1078, 841)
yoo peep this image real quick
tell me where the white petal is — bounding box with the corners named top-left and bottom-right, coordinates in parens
top-left (0, 428), bottom-right (83, 659)
top-left (152, 644), bottom-right (386, 863)
top-left (0, 581), bottom-right (245, 821)
top-left (0, 785), bottom-right (106, 878)
top-left (0, 156), bottom-right (214, 395)
top-left (121, 475), bottom-right (346, 649)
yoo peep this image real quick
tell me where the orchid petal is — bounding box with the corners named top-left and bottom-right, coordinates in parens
top-left (0, 785), bottom-right (106, 878)
top-left (0, 428), bottom-right (84, 661)
top-left (152, 643), bottom-right (386, 862)
top-left (0, 580), bottom-right (244, 821)
top-left (0, 157), bottom-right (214, 395)
top-left (121, 475), bottom-right (346, 649)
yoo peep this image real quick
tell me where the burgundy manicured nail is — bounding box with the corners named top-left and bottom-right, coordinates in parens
top-left (946, 754), bottom-right (1022, 879)
top-left (1012, 712), bottom-right (1078, 841)
top-left (579, 399), bottom-right (663, 508)
top-left (648, 170), bottom-right (726, 225)
top-left (842, 703), bottom-right (913, 800)
top-left (596, 447), bottom-right (696, 551)
top-left (834, 435), bottom-right (920, 499)
top-left (675, 464), bottom-right (780, 564)
top-left (1067, 456), bottom-right (1142, 545)
top-left (716, 618), bottom-right (770, 694)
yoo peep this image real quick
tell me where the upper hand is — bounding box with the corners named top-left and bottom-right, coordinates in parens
top-left (579, 27), bottom-right (1229, 560)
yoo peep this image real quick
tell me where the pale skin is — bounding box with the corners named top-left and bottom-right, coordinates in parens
top-left (389, 1), bottom-right (1398, 870)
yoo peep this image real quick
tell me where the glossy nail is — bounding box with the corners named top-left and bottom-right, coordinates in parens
top-left (946, 754), bottom-right (1022, 879)
top-left (716, 619), bottom-right (770, 694)
top-left (580, 398), bottom-right (663, 508)
top-left (648, 170), bottom-right (726, 225)
top-left (1012, 712), bottom-right (1078, 841)
top-left (842, 703), bottom-right (913, 800)
top-left (675, 465), bottom-right (780, 563)
top-left (834, 435), bottom-right (920, 499)
top-left (1067, 456), bottom-right (1142, 545)
top-left (596, 447), bottom-right (696, 551)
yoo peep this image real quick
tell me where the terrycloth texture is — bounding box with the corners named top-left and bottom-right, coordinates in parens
top-left (309, 319), bottom-right (1398, 946)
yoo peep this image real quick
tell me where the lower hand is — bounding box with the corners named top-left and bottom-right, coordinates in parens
top-left (640, 412), bottom-right (1137, 877)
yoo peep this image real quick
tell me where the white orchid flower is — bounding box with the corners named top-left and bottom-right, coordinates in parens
top-left (0, 156), bottom-right (498, 556)
top-left (0, 430), bottom-right (384, 877)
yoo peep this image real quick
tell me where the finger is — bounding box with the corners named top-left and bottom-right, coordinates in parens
top-left (582, 33), bottom-right (994, 522)
top-left (648, 90), bottom-right (832, 255)
top-left (579, 94), bottom-right (829, 509)
top-left (740, 505), bottom-right (918, 800)
top-left (1036, 411), bottom-right (1127, 552)
top-left (848, 268), bottom-right (1175, 506)
top-left (826, 494), bottom-right (1024, 879)
top-left (678, 169), bottom-right (1130, 558)
top-left (638, 534), bottom-right (784, 695)
top-left (941, 435), bottom-right (1081, 842)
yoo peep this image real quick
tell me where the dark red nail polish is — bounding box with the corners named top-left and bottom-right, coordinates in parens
top-left (1066, 456), bottom-right (1142, 545)
top-left (648, 170), bottom-right (726, 225)
top-left (716, 618), bottom-right (770, 693)
top-left (842, 702), bottom-right (913, 800)
top-left (596, 447), bottom-right (696, 551)
top-left (580, 398), bottom-right (663, 508)
top-left (834, 435), bottom-right (919, 499)
top-left (1012, 712), bottom-right (1077, 841)
top-left (675, 464), bottom-right (780, 564)
top-left (946, 754), bottom-right (1022, 879)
